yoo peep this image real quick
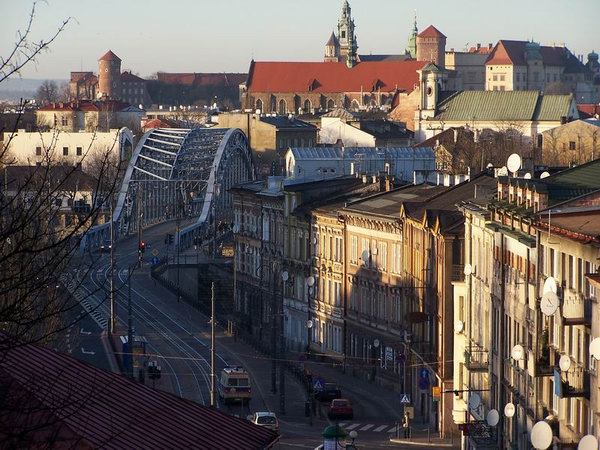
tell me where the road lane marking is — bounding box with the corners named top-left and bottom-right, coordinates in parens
top-left (373, 425), bottom-right (387, 432)
top-left (81, 348), bottom-right (95, 355)
top-left (80, 328), bottom-right (91, 335)
top-left (359, 424), bottom-right (374, 431)
top-left (345, 424), bottom-right (360, 430)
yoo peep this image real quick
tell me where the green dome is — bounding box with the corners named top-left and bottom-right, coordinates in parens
top-left (322, 424), bottom-right (348, 439)
top-left (588, 50), bottom-right (598, 61)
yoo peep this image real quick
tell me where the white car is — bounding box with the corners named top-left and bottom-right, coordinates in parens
top-left (247, 412), bottom-right (279, 433)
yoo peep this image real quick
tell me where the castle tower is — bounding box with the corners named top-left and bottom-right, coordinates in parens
top-left (405, 12), bottom-right (418, 58)
top-left (416, 25), bottom-right (446, 69)
top-left (98, 50), bottom-right (122, 100)
top-left (324, 31), bottom-right (340, 62)
top-left (338, 0), bottom-right (358, 65)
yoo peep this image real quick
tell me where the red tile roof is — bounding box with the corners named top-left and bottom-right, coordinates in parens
top-left (578, 103), bottom-right (600, 118)
top-left (156, 72), bottom-right (248, 87)
top-left (0, 339), bottom-right (279, 449)
top-left (99, 50), bottom-right (121, 62)
top-left (121, 71), bottom-right (145, 82)
top-left (418, 25), bottom-right (446, 39)
top-left (486, 40), bottom-right (582, 67)
top-left (247, 60), bottom-right (427, 94)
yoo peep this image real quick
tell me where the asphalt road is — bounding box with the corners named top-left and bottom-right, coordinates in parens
top-left (64, 220), bottom-right (439, 449)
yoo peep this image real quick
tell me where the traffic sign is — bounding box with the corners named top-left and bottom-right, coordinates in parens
top-left (400, 394), bottom-right (411, 404)
top-left (151, 256), bottom-right (160, 266)
top-left (432, 386), bottom-right (441, 402)
top-left (420, 368), bottom-right (429, 379)
top-left (151, 248), bottom-right (159, 257)
top-left (313, 378), bottom-right (325, 392)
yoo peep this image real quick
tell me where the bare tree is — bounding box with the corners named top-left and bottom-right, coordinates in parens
top-left (34, 80), bottom-right (59, 106)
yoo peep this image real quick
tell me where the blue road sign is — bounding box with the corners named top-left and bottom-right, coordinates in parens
top-left (151, 256), bottom-right (160, 266)
top-left (420, 368), bottom-right (429, 379)
top-left (313, 377), bottom-right (325, 392)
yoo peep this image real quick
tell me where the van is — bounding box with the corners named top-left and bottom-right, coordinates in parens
top-left (218, 366), bottom-right (251, 404)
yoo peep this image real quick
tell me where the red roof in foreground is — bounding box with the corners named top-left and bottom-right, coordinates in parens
top-left (99, 50), bottom-right (121, 62)
top-left (578, 103), bottom-right (600, 118)
top-left (418, 25), bottom-right (446, 39)
top-left (0, 340), bottom-right (278, 449)
top-left (247, 60), bottom-right (427, 94)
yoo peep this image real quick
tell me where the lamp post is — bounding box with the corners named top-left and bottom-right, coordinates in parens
top-left (306, 275), bottom-right (315, 359)
top-left (280, 270), bottom-right (289, 415)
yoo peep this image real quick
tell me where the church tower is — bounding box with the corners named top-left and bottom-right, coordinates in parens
top-left (338, 0), bottom-right (358, 66)
top-left (405, 13), bottom-right (418, 58)
top-left (324, 31), bottom-right (340, 62)
top-left (98, 50), bottom-right (122, 100)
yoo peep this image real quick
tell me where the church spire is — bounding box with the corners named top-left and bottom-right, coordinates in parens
top-left (338, 0), bottom-right (358, 66)
top-left (406, 10), bottom-right (418, 58)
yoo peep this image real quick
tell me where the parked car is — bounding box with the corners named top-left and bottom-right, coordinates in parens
top-left (247, 412), bottom-right (279, 433)
top-left (99, 240), bottom-right (112, 253)
top-left (315, 383), bottom-right (342, 402)
top-left (328, 398), bottom-right (353, 420)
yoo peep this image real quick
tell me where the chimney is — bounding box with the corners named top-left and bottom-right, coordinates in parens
top-left (477, 43), bottom-right (481, 50)
top-left (488, 43), bottom-right (493, 49)
top-left (560, 116), bottom-right (567, 125)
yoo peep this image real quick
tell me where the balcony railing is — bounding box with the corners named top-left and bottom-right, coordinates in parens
top-left (451, 264), bottom-right (465, 282)
top-left (558, 366), bottom-right (591, 399)
top-left (464, 344), bottom-right (489, 372)
top-left (562, 290), bottom-right (592, 326)
top-left (533, 346), bottom-right (555, 377)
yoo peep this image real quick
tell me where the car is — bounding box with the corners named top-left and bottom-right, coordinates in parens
top-left (328, 398), bottom-right (353, 420)
top-left (247, 412), bottom-right (279, 433)
top-left (99, 240), bottom-right (112, 253)
top-left (315, 382), bottom-right (342, 402)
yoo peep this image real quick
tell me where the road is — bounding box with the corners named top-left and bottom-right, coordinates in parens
top-left (61, 220), bottom-right (448, 449)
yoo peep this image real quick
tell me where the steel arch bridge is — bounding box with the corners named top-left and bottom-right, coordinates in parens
top-left (83, 127), bottom-right (254, 252)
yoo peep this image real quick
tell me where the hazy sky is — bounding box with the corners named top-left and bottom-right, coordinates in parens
top-left (1, 0), bottom-right (599, 79)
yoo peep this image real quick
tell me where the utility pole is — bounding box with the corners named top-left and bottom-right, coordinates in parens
top-left (137, 184), bottom-right (143, 269)
top-left (109, 200), bottom-right (116, 335)
top-left (176, 219), bottom-right (181, 303)
top-left (210, 282), bottom-right (216, 408)
top-left (127, 265), bottom-right (134, 379)
top-left (271, 267), bottom-right (277, 394)
top-left (279, 282), bottom-right (286, 415)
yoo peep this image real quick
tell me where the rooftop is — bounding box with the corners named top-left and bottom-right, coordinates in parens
top-left (0, 339), bottom-right (279, 449)
top-left (486, 41), bottom-right (587, 73)
top-left (288, 146), bottom-right (434, 161)
top-left (259, 116), bottom-right (317, 130)
top-left (417, 25), bottom-right (446, 39)
top-left (98, 50), bottom-right (121, 62)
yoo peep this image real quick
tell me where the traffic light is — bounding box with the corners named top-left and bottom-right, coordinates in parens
top-left (139, 241), bottom-right (146, 254)
top-left (168, 234), bottom-right (174, 245)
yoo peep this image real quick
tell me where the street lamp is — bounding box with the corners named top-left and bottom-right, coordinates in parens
top-left (306, 275), bottom-right (315, 359)
top-left (280, 270), bottom-right (290, 415)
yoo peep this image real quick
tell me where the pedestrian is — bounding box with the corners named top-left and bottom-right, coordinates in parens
top-left (402, 411), bottom-right (411, 438)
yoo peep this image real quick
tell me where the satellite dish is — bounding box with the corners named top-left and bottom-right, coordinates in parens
top-left (373, 339), bottom-right (380, 348)
top-left (530, 421), bottom-right (553, 450)
top-left (540, 291), bottom-right (560, 316)
top-left (504, 402), bottom-right (516, 418)
top-left (306, 276), bottom-right (315, 287)
top-left (487, 409), bottom-right (500, 427)
top-left (498, 166), bottom-right (509, 176)
top-left (540, 171), bottom-right (551, 179)
top-left (589, 337), bottom-right (600, 361)
top-left (464, 264), bottom-right (473, 276)
top-left (468, 393), bottom-right (481, 410)
top-left (511, 344), bottom-right (524, 361)
top-left (524, 172), bottom-right (532, 179)
top-left (559, 354), bottom-right (571, 372)
top-left (281, 271), bottom-right (289, 282)
top-left (507, 153), bottom-right (522, 175)
top-left (543, 277), bottom-right (558, 294)
top-left (486, 163), bottom-right (494, 169)
top-left (454, 320), bottom-right (464, 334)
top-left (578, 435), bottom-right (599, 450)
top-left (306, 319), bottom-right (313, 329)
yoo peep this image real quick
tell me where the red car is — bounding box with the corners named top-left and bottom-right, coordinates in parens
top-left (328, 398), bottom-right (353, 420)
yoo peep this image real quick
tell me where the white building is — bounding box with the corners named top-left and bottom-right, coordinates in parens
top-left (2, 127), bottom-right (134, 169)
top-left (283, 146), bottom-right (436, 184)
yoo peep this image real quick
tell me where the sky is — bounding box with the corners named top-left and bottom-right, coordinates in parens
top-left (1, 0), bottom-right (599, 79)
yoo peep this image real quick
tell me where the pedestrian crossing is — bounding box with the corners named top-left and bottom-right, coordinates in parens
top-left (338, 422), bottom-right (398, 434)
top-left (59, 273), bottom-right (108, 330)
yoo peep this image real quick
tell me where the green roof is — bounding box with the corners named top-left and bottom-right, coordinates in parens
top-left (434, 91), bottom-right (574, 122)
top-left (546, 158), bottom-right (600, 190)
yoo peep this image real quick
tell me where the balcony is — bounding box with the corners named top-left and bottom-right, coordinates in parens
top-left (562, 290), bottom-right (592, 326)
top-left (464, 344), bottom-right (489, 372)
top-left (533, 345), bottom-right (555, 377)
top-left (451, 264), bottom-right (465, 282)
top-left (556, 366), bottom-right (591, 399)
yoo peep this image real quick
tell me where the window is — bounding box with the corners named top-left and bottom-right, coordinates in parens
top-left (341, 31), bottom-right (346, 39)
top-left (61, 116), bottom-right (68, 126)
top-left (351, 236), bottom-right (358, 263)
top-left (493, 74), bottom-right (498, 82)
top-left (500, 86), bottom-right (505, 91)
top-left (76, 147), bottom-right (83, 156)
top-left (378, 242), bottom-right (387, 271)
top-left (62, 147), bottom-right (68, 156)
top-left (36, 146), bottom-right (42, 156)
top-left (499, 74), bottom-right (505, 82)
top-left (569, 141), bottom-right (576, 150)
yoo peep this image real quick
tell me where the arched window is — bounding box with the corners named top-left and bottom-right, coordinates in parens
top-left (270, 97), bottom-right (277, 113)
top-left (278, 99), bottom-right (287, 115)
top-left (255, 99), bottom-right (263, 112)
top-left (303, 99), bottom-right (312, 113)
top-left (327, 99), bottom-right (335, 110)
top-left (350, 99), bottom-right (360, 111)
